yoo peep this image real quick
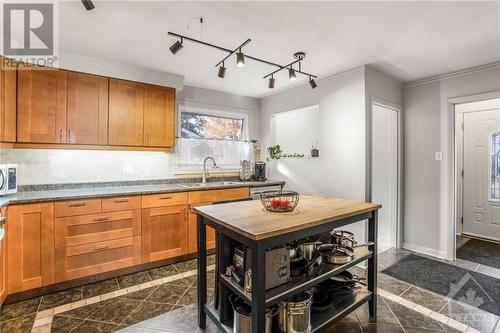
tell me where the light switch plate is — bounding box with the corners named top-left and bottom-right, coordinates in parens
top-left (435, 152), bottom-right (442, 161)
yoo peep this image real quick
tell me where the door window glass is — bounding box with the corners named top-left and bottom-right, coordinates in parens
top-left (491, 131), bottom-right (500, 200)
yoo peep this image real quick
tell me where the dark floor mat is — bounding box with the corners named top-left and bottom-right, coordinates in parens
top-left (382, 254), bottom-right (500, 316)
top-left (457, 238), bottom-right (500, 269)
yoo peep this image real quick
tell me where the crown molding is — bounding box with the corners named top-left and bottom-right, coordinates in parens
top-left (58, 51), bottom-right (184, 91)
top-left (260, 65), bottom-right (366, 102)
top-left (404, 61), bottom-right (500, 88)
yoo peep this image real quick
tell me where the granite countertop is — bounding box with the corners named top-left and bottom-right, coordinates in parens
top-left (0, 179), bottom-right (285, 208)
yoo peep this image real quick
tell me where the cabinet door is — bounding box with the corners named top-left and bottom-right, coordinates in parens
top-left (17, 68), bottom-right (67, 143)
top-left (0, 57), bottom-right (17, 142)
top-left (142, 205), bottom-right (188, 262)
top-left (0, 207), bottom-right (7, 305)
top-left (220, 187), bottom-right (250, 201)
top-left (7, 203), bottom-right (54, 293)
top-left (108, 79), bottom-right (144, 146)
top-left (188, 202), bottom-right (216, 254)
top-left (144, 85), bottom-right (175, 147)
top-left (67, 72), bottom-right (109, 145)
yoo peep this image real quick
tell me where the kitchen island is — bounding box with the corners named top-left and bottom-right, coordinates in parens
top-left (194, 195), bottom-right (381, 333)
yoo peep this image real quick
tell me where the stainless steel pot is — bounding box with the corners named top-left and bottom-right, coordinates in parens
top-left (318, 242), bottom-right (375, 264)
top-left (330, 230), bottom-right (356, 248)
top-left (229, 295), bottom-right (277, 333)
top-left (287, 242), bottom-right (303, 262)
top-left (278, 291), bottom-right (312, 333)
top-left (299, 241), bottom-right (323, 261)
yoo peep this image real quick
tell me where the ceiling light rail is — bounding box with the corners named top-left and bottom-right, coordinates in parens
top-left (167, 32), bottom-right (318, 89)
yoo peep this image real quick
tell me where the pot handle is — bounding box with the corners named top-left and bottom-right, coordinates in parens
top-left (353, 241), bottom-right (375, 248)
top-left (228, 294), bottom-right (238, 307)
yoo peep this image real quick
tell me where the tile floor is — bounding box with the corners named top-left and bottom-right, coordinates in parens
top-left (0, 249), bottom-right (498, 333)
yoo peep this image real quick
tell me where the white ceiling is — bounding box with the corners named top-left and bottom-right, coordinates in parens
top-left (58, 1), bottom-right (500, 98)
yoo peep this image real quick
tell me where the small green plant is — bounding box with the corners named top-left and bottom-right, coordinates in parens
top-left (282, 153), bottom-right (305, 158)
top-left (267, 144), bottom-right (283, 160)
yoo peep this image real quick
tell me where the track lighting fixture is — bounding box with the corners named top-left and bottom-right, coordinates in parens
top-left (268, 75), bottom-right (275, 89)
top-left (218, 63), bottom-right (226, 78)
top-left (309, 76), bottom-right (317, 89)
top-left (167, 32), bottom-right (318, 88)
top-left (169, 38), bottom-right (183, 55)
top-left (81, 0), bottom-right (95, 10)
top-left (236, 50), bottom-right (245, 67)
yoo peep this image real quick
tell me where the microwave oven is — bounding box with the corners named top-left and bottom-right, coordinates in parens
top-left (0, 164), bottom-right (17, 195)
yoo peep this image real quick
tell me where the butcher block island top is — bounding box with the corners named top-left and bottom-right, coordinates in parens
top-left (194, 194), bottom-right (381, 240)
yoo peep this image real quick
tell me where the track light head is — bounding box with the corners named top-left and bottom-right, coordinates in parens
top-left (268, 76), bottom-right (275, 89)
top-left (236, 51), bottom-right (245, 67)
top-left (309, 77), bottom-right (317, 89)
top-left (288, 68), bottom-right (296, 81)
top-left (218, 64), bottom-right (226, 78)
top-left (169, 39), bottom-right (183, 55)
top-left (81, 0), bottom-right (95, 10)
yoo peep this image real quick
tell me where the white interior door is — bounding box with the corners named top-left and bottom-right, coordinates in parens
top-left (463, 109), bottom-right (500, 241)
top-left (372, 103), bottom-right (398, 252)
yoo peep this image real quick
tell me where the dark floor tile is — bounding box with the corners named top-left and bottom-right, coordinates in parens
top-left (131, 305), bottom-right (198, 332)
top-left (170, 275), bottom-right (196, 288)
top-left (51, 315), bottom-right (83, 333)
top-left (207, 254), bottom-right (216, 266)
top-left (0, 314), bottom-right (35, 333)
top-left (62, 300), bottom-right (108, 319)
top-left (207, 270), bottom-right (216, 290)
top-left (0, 297), bottom-right (41, 322)
top-left (146, 283), bottom-right (188, 305)
top-left (177, 286), bottom-right (197, 306)
top-left (355, 296), bottom-right (399, 326)
top-left (147, 265), bottom-right (178, 280)
top-left (440, 300), bottom-right (498, 333)
top-left (89, 298), bottom-right (142, 324)
top-left (71, 319), bottom-right (117, 333)
top-left (360, 323), bottom-right (405, 333)
top-left (401, 286), bottom-right (448, 312)
top-left (82, 279), bottom-right (120, 299)
top-left (322, 321), bottom-right (363, 332)
top-left (378, 273), bottom-right (411, 296)
top-left (120, 286), bottom-right (158, 301)
top-left (117, 271), bottom-right (152, 289)
top-left (174, 259), bottom-right (197, 273)
top-left (39, 287), bottom-right (83, 311)
top-left (122, 301), bottom-right (173, 326)
top-left (384, 298), bottom-right (444, 330)
top-left (404, 328), bottom-right (445, 333)
top-left (340, 312), bottom-right (358, 323)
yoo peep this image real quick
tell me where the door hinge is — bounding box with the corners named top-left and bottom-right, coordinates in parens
top-left (461, 169), bottom-right (464, 178)
top-left (461, 123), bottom-right (464, 131)
top-left (461, 217), bottom-right (464, 225)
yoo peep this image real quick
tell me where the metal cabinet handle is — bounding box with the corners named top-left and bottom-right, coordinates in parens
top-left (114, 199), bottom-right (129, 203)
top-left (59, 129), bottom-right (63, 143)
top-left (159, 196), bottom-right (172, 200)
top-left (94, 244), bottom-right (109, 251)
top-left (93, 216), bottom-right (109, 222)
top-left (68, 202), bottom-right (86, 207)
top-left (0, 215), bottom-right (6, 227)
top-left (68, 130), bottom-right (72, 143)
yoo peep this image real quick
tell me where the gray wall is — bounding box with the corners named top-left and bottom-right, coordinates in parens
top-left (403, 63), bottom-right (500, 257)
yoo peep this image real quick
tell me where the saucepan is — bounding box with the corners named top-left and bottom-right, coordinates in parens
top-left (318, 242), bottom-right (375, 264)
top-left (330, 230), bottom-right (356, 248)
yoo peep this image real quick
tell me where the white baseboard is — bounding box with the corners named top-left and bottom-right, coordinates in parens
top-left (402, 242), bottom-right (446, 259)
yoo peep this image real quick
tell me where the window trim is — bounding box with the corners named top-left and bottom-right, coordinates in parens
top-left (489, 129), bottom-right (500, 202)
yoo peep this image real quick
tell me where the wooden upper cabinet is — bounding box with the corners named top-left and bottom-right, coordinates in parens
top-left (67, 72), bottom-right (109, 145)
top-left (144, 85), bottom-right (175, 147)
top-left (0, 57), bottom-right (17, 142)
top-left (7, 203), bottom-right (55, 293)
top-left (17, 67), bottom-right (67, 143)
top-left (109, 79), bottom-right (144, 146)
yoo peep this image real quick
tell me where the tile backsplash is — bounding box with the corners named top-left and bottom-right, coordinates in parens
top-left (0, 148), bottom-right (177, 185)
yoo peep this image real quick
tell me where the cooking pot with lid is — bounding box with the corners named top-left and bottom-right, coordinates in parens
top-left (229, 294), bottom-right (277, 333)
top-left (278, 290), bottom-right (312, 333)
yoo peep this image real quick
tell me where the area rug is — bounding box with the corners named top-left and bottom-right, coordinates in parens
top-left (382, 254), bottom-right (500, 316)
top-left (457, 238), bottom-right (500, 270)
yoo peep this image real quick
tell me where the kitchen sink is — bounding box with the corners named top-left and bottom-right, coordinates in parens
top-left (177, 181), bottom-right (243, 188)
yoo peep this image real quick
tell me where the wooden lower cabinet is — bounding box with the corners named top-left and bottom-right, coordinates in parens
top-left (0, 207), bottom-right (7, 304)
top-left (54, 209), bottom-right (141, 282)
top-left (188, 202), bottom-right (216, 253)
top-left (142, 204), bottom-right (188, 263)
top-left (7, 203), bottom-right (54, 293)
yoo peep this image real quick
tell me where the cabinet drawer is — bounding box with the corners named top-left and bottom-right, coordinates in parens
top-left (142, 192), bottom-right (187, 208)
top-left (55, 209), bottom-right (141, 247)
top-left (220, 187), bottom-right (250, 201)
top-left (55, 199), bottom-right (101, 217)
top-left (102, 196), bottom-right (141, 212)
top-left (55, 236), bottom-right (141, 282)
top-left (188, 190), bottom-right (222, 204)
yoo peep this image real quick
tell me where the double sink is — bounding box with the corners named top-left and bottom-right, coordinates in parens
top-left (176, 181), bottom-right (245, 189)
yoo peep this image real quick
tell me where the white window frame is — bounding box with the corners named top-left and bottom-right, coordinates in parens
top-left (175, 105), bottom-right (250, 175)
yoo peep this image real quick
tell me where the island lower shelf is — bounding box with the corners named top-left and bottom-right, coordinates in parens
top-left (205, 286), bottom-right (372, 333)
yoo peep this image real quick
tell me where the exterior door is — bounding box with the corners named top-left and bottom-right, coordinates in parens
top-left (463, 109), bottom-right (500, 240)
top-left (67, 72), bottom-right (109, 145)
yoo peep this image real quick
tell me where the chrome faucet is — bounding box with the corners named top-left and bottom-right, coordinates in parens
top-left (202, 157), bottom-right (219, 184)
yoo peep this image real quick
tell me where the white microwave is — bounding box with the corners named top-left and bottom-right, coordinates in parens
top-left (0, 164), bottom-right (17, 195)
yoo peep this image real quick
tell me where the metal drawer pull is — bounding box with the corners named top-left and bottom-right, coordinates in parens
top-left (114, 199), bottom-right (129, 203)
top-left (93, 216), bottom-right (109, 222)
top-left (159, 196), bottom-right (172, 200)
top-left (68, 203), bottom-right (86, 207)
top-left (94, 244), bottom-right (109, 251)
